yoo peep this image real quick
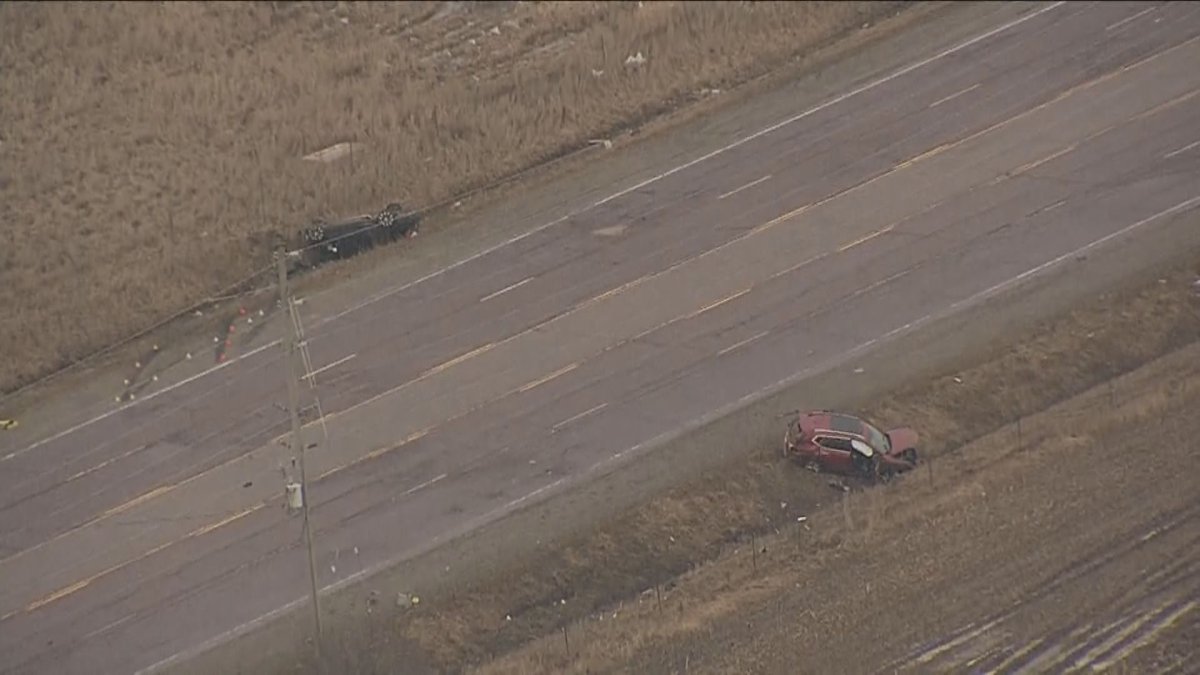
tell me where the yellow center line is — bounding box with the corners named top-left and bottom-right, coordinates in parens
top-left (7, 503), bottom-right (264, 621)
top-left (421, 341), bottom-right (498, 379)
top-left (99, 484), bottom-right (176, 519)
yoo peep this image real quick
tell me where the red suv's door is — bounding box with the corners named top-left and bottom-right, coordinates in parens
top-left (813, 436), bottom-right (855, 473)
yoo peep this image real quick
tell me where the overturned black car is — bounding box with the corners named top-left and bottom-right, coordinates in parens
top-left (295, 202), bottom-right (421, 269)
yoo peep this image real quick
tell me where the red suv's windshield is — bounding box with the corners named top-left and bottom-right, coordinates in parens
top-left (863, 421), bottom-right (890, 452)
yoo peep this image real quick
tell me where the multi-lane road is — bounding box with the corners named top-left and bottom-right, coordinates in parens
top-left (3, 2), bottom-right (1200, 673)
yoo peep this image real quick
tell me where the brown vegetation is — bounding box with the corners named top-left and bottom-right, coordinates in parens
top-left (0, 1), bottom-right (906, 393)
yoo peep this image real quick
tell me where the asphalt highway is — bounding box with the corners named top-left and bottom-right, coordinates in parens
top-left (3, 2), bottom-right (1200, 673)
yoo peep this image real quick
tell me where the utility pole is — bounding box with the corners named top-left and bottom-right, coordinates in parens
top-left (277, 248), bottom-right (324, 665)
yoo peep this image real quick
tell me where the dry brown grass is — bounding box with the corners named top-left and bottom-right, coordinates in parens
top-left (0, 0), bottom-right (905, 393)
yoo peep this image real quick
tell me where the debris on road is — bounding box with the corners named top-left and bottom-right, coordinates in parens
top-left (0, 419), bottom-right (17, 431)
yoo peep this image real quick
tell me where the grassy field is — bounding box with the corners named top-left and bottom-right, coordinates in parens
top-left (0, 0), bottom-right (907, 393)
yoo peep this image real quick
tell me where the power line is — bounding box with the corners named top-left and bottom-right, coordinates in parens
top-left (277, 247), bottom-right (324, 668)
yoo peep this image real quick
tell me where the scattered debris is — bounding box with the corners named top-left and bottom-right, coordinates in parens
top-left (0, 419), bottom-right (17, 431)
top-left (302, 142), bottom-right (363, 164)
top-left (953, 376), bottom-right (963, 384)
top-left (591, 68), bottom-right (604, 78)
top-left (488, 25), bottom-right (500, 35)
top-left (853, 367), bottom-right (865, 374)
top-left (625, 51), bottom-right (646, 67)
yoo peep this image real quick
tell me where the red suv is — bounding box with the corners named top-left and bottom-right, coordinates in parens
top-left (783, 410), bottom-right (919, 479)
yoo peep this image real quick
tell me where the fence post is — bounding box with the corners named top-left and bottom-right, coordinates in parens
top-left (842, 491), bottom-right (853, 530)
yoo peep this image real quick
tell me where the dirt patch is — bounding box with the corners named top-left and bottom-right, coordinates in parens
top-left (0, 0), bottom-right (915, 394)
top-left (277, 254), bottom-right (1200, 674)
top-left (473, 270), bottom-right (1200, 674)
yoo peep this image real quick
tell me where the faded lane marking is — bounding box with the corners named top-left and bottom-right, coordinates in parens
top-left (423, 341), bottom-right (498, 379)
top-left (551, 403), bottom-right (609, 432)
top-left (767, 253), bottom-right (829, 282)
top-left (1128, 87), bottom-right (1200, 124)
top-left (1012, 144), bottom-right (1077, 176)
top-left (338, 427), bottom-right (435, 475)
top-left (717, 331), bottom-right (770, 356)
top-left (1164, 139), bottom-right (1200, 159)
top-left (302, 353), bottom-right (356, 382)
top-left (717, 175), bottom-right (772, 200)
top-left (10, 1), bottom-right (1071, 467)
top-left (0, 435), bottom-right (273, 567)
top-left (1106, 6), bottom-right (1155, 32)
top-left (6, 503), bottom-right (263, 621)
top-left (929, 83), bottom-right (980, 108)
top-left (479, 277), bottom-right (534, 303)
top-left (685, 288), bottom-right (752, 320)
top-left (517, 363), bottom-right (580, 394)
top-left (839, 225), bottom-right (895, 252)
top-left (100, 485), bottom-right (176, 519)
top-left (65, 443), bottom-right (150, 483)
top-left (593, 224), bottom-right (628, 237)
top-left (401, 472), bottom-right (448, 498)
top-left (988, 144), bottom-right (1079, 186)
